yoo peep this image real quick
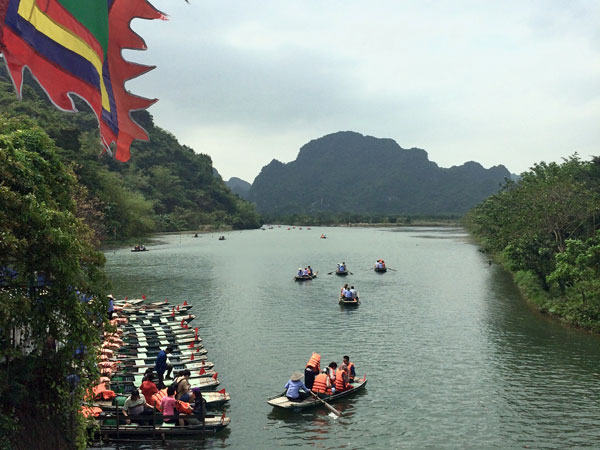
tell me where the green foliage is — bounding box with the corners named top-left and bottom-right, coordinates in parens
top-left (466, 155), bottom-right (600, 330)
top-left (0, 116), bottom-right (108, 449)
top-left (0, 67), bottom-right (261, 240)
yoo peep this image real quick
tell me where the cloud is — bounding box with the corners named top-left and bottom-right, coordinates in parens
top-left (124, 0), bottom-right (600, 180)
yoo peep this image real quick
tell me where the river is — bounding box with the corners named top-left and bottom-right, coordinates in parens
top-left (100, 226), bottom-right (600, 449)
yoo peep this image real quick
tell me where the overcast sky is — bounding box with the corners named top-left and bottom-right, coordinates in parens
top-left (125, 0), bottom-right (600, 183)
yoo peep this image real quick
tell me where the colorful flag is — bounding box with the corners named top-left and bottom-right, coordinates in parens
top-left (0, 0), bottom-right (165, 161)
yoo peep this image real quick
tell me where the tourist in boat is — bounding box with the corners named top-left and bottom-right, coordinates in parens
top-left (122, 389), bottom-right (154, 425)
top-left (343, 356), bottom-right (356, 382)
top-left (304, 352), bottom-right (321, 389)
top-left (155, 345), bottom-right (174, 389)
top-left (339, 262), bottom-right (346, 272)
top-left (349, 286), bottom-right (357, 299)
top-left (297, 267), bottom-right (303, 277)
top-left (191, 387), bottom-right (206, 431)
top-left (312, 369), bottom-right (333, 397)
top-left (140, 371), bottom-right (159, 404)
top-left (284, 371), bottom-right (311, 402)
top-left (174, 369), bottom-right (192, 402)
top-left (160, 385), bottom-right (184, 425)
top-left (307, 265), bottom-right (313, 277)
top-left (344, 287), bottom-right (353, 299)
top-left (302, 267), bottom-right (309, 276)
top-left (334, 364), bottom-right (353, 393)
top-left (341, 283), bottom-right (349, 296)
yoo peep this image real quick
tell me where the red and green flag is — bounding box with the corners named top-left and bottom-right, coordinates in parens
top-left (0, 0), bottom-right (166, 161)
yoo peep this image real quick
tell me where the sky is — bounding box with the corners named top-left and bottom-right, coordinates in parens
top-left (125, 0), bottom-right (600, 183)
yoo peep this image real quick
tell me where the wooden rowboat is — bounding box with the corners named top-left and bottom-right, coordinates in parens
top-left (94, 389), bottom-right (230, 411)
top-left (98, 414), bottom-right (230, 438)
top-left (339, 295), bottom-right (360, 306)
top-left (335, 270), bottom-right (349, 276)
top-left (111, 376), bottom-right (219, 394)
top-left (110, 369), bottom-right (218, 388)
top-left (294, 273), bottom-right (318, 281)
top-left (267, 377), bottom-right (367, 410)
top-left (374, 266), bottom-right (387, 273)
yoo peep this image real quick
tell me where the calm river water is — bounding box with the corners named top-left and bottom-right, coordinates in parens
top-left (100, 226), bottom-right (600, 449)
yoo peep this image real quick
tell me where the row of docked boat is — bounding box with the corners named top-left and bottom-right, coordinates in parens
top-left (87, 298), bottom-right (231, 443)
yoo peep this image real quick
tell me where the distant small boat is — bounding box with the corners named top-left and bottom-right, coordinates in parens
top-left (218, 236), bottom-right (225, 240)
top-left (320, 234), bottom-right (327, 239)
top-left (131, 248), bottom-right (148, 252)
top-left (335, 270), bottom-right (349, 276)
top-left (294, 273), bottom-right (318, 281)
top-left (374, 266), bottom-right (387, 273)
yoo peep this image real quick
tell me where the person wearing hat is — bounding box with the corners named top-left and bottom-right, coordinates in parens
top-left (284, 371), bottom-right (311, 402)
top-left (107, 294), bottom-right (115, 320)
top-left (297, 267), bottom-right (303, 276)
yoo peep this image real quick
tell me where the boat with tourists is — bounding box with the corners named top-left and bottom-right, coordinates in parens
top-left (339, 294), bottom-right (360, 306)
top-left (267, 377), bottom-right (367, 411)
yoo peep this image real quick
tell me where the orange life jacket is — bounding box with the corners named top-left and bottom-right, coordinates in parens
top-left (176, 400), bottom-right (193, 414)
top-left (306, 353), bottom-right (321, 372)
top-left (347, 362), bottom-right (355, 381)
top-left (312, 373), bottom-right (332, 395)
top-left (80, 406), bottom-right (103, 418)
top-left (334, 368), bottom-right (347, 392)
top-left (92, 382), bottom-right (116, 400)
top-left (151, 389), bottom-right (168, 411)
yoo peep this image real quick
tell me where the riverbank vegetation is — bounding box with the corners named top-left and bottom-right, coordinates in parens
top-left (0, 116), bottom-right (109, 448)
top-left (465, 155), bottom-right (600, 331)
top-left (0, 67), bottom-right (261, 242)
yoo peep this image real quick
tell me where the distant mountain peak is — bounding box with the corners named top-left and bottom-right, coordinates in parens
top-left (248, 131), bottom-right (511, 216)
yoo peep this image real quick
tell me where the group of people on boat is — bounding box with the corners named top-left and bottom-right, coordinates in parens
top-left (284, 353), bottom-right (356, 401)
top-left (297, 266), bottom-right (315, 277)
top-left (340, 284), bottom-right (358, 299)
top-left (375, 259), bottom-right (386, 269)
top-left (117, 346), bottom-right (206, 427)
top-left (336, 262), bottom-right (347, 273)
top-left (133, 244), bottom-right (146, 251)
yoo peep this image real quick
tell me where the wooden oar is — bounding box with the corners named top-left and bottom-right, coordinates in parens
top-left (387, 268), bottom-right (397, 271)
top-left (310, 391), bottom-right (341, 416)
top-left (327, 271), bottom-right (335, 275)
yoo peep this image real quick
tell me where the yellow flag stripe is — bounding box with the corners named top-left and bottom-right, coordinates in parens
top-left (18, 0), bottom-right (110, 111)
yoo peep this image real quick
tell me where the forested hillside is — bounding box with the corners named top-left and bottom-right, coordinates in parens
top-left (0, 66), bottom-right (261, 240)
top-left (465, 156), bottom-right (600, 330)
top-left (248, 131), bottom-right (511, 218)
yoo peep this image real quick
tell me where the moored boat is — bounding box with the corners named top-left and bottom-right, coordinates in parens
top-left (94, 389), bottom-right (230, 412)
top-left (267, 377), bottom-right (367, 410)
top-left (97, 414), bottom-right (230, 438)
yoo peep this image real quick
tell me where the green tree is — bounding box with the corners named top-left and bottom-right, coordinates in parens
top-left (0, 116), bottom-right (108, 449)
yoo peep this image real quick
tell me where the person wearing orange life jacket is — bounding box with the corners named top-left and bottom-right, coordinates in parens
top-left (335, 364), bottom-right (352, 393)
top-left (343, 355), bottom-right (356, 382)
top-left (304, 352), bottom-right (321, 390)
top-left (312, 362), bottom-right (337, 397)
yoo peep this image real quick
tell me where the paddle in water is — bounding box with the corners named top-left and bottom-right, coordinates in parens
top-left (310, 390), bottom-right (342, 416)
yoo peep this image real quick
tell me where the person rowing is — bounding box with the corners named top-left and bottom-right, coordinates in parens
top-left (284, 371), bottom-right (312, 402)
